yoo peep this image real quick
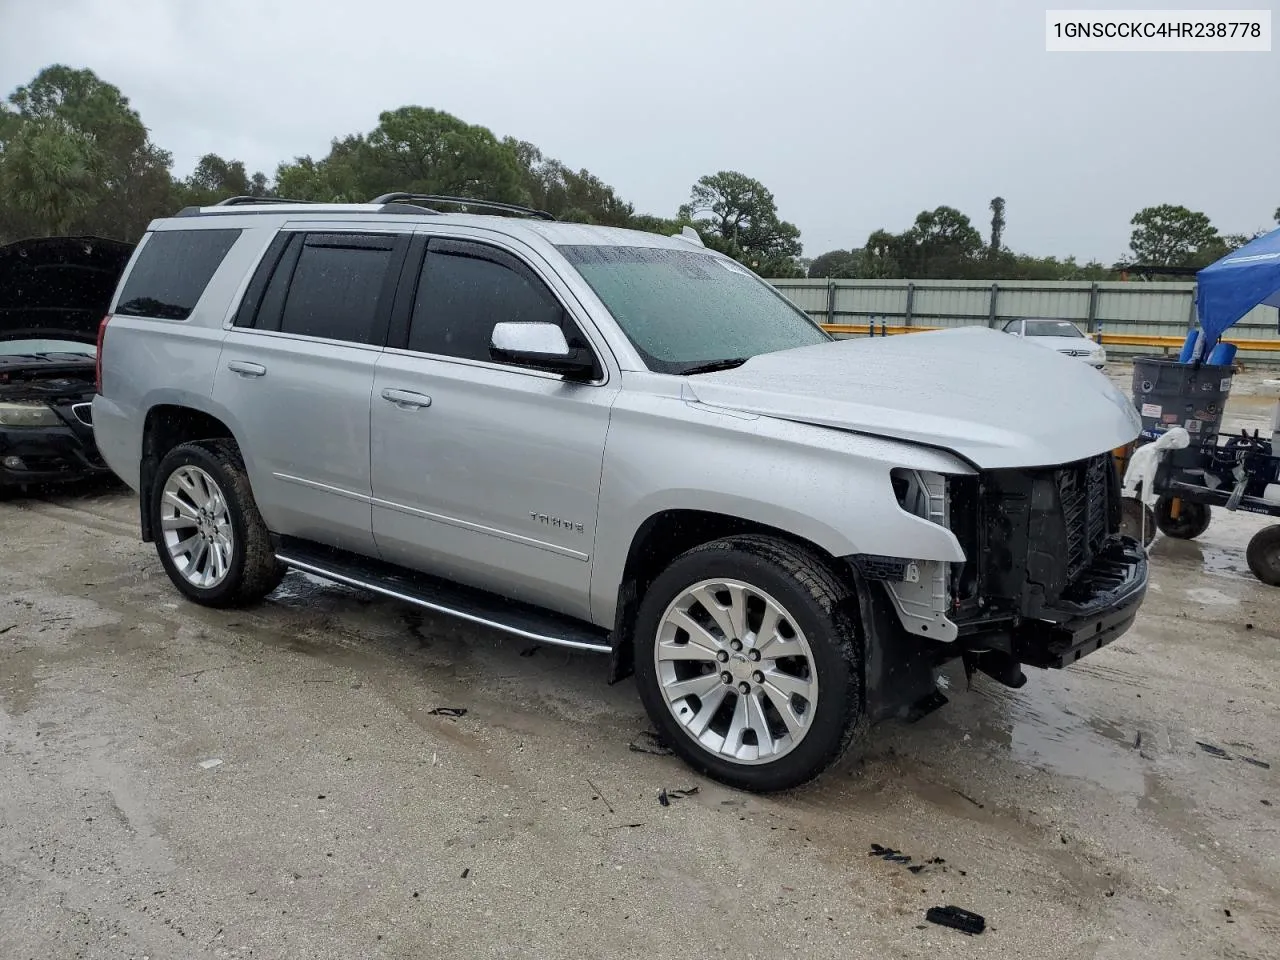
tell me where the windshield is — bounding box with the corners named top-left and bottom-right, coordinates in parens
top-left (0, 339), bottom-right (95, 357)
top-left (1024, 319), bottom-right (1085, 339)
top-left (557, 245), bottom-right (830, 374)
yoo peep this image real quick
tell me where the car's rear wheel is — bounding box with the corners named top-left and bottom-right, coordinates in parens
top-left (152, 439), bottom-right (284, 607)
top-left (633, 535), bottom-right (864, 793)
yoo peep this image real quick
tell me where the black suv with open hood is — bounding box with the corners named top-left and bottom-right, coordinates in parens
top-left (0, 236), bottom-right (135, 493)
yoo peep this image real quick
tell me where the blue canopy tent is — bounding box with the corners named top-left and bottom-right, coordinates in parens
top-left (1195, 226), bottom-right (1280, 355)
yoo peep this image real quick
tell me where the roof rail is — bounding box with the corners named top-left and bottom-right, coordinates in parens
top-left (372, 193), bottom-right (556, 221)
top-left (214, 195), bottom-right (319, 206)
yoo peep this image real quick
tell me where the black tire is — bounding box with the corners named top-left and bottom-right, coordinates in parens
top-left (1120, 498), bottom-right (1157, 547)
top-left (151, 439), bottom-right (284, 608)
top-left (633, 535), bottom-right (865, 793)
top-left (1246, 525), bottom-right (1280, 587)
top-left (1154, 496), bottom-right (1211, 540)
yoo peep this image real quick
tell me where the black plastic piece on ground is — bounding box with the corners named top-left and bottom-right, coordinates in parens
top-left (1196, 741), bottom-right (1230, 759)
top-left (903, 689), bottom-right (949, 723)
top-left (926, 905), bottom-right (986, 935)
top-left (969, 650), bottom-right (1027, 689)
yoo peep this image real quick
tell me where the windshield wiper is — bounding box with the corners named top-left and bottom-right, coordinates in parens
top-left (681, 357), bottom-right (750, 376)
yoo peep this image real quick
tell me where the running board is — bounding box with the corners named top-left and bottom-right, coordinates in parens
top-left (273, 539), bottom-right (612, 654)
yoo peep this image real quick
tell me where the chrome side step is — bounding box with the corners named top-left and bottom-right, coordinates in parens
top-left (274, 539), bottom-right (612, 654)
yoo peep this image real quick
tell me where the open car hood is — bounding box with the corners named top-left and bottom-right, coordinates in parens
top-left (0, 236), bottom-right (135, 344)
top-left (683, 327), bottom-right (1140, 470)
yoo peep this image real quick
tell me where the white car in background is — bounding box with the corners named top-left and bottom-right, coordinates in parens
top-left (1003, 318), bottom-right (1107, 369)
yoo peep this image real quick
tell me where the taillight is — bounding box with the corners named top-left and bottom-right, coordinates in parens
top-left (95, 314), bottom-right (110, 393)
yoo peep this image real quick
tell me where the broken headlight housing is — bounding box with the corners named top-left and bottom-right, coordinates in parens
top-left (0, 402), bottom-right (61, 428)
top-left (891, 468), bottom-right (949, 527)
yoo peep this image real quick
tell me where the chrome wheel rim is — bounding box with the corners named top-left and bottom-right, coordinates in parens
top-left (654, 578), bottom-right (818, 765)
top-left (160, 465), bottom-right (233, 589)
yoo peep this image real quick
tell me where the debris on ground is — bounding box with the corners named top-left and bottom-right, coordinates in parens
top-left (658, 786), bottom-right (699, 806)
top-left (461, 868), bottom-right (470, 879)
top-left (519, 645), bottom-right (540, 657)
top-left (925, 905), bottom-right (986, 935)
top-left (870, 846), bottom-right (951, 875)
top-left (427, 707), bottom-right (467, 718)
top-left (1225, 909), bottom-right (1234, 922)
top-left (627, 731), bottom-right (673, 757)
top-left (198, 758), bottom-right (222, 770)
top-left (950, 788), bottom-right (985, 809)
top-left (586, 778), bottom-right (614, 814)
top-left (1133, 731), bottom-right (1143, 750)
top-left (1195, 741), bottom-right (1270, 767)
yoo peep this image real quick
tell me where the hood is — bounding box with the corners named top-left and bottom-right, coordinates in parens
top-left (684, 327), bottom-right (1140, 470)
top-left (0, 236), bottom-right (136, 344)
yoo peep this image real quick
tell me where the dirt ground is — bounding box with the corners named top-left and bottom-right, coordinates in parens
top-left (2, 364), bottom-right (1278, 960)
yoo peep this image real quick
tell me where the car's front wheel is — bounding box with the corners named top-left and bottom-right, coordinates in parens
top-left (151, 439), bottom-right (284, 607)
top-left (633, 535), bottom-right (865, 793)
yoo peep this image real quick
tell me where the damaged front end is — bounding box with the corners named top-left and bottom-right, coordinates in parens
top-left (0, 235), bottom-right (134, 491)
top-left (0, 360), bottom-right (110, 487)
top-left (855, 453), bottom-right (1148, 723)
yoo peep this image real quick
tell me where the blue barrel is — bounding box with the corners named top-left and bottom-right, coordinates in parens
top-left (1207, 341), bottom-right (1237, 366)
top-left (1178, 330), bottom-right (1199, 363)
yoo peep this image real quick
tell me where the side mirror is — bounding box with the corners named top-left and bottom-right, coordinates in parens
top-left (490, 322), bottom-right (595, 379)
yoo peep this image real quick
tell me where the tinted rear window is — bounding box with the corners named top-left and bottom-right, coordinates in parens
top-left (115, 229), bottom-right (241, 320)
top-left (277, 235), bottom-right (395, 344)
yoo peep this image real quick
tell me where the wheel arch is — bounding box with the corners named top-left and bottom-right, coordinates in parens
top-left (605, 508), bottom-right (860, 684)
top-left (139, 400), bottom-right (241, 542)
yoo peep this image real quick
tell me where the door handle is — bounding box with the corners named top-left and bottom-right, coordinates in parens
top-left (381, 388), bottom-right (432, 409)
top-left (227, 360), bottom-right (267, 378)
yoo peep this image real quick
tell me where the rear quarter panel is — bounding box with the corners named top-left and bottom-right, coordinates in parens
top-left (93, 225), bottom-right (277, 489)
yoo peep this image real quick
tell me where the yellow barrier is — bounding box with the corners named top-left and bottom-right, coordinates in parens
top-left (820, 324), bottom-right (1280, 352)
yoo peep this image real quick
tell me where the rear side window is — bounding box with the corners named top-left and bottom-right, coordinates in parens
top-left (115, 229), bottom-right (241, 320)
top-left (407, 239), bottom-right (569, 361)
top-left (274, 234), bottom-right (396, 345)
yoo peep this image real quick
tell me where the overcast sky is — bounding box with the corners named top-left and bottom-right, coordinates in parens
top-left (0, 0), bottom-right (1274, 263)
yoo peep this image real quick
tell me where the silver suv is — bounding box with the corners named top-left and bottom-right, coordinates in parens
top-left (93, 194), bottom-right (1149, 792)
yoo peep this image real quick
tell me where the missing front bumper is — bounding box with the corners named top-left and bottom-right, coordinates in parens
top-left (1010, 536), bottom-right (1148, 668)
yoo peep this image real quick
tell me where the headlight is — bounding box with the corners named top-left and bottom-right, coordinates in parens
top-left (0, 402), bottom-right (61, 427)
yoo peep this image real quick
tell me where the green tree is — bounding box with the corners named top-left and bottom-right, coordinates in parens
top-left (988, 196), bottom-right (1006, 258)
top-left (807, 249), bottom-right (859, 279)
top-left (0, 65), bottom-right (174, 241)
top-left (0, 118), bottom-right (98, 236)
top-left (176, 152), bottom-right (269, 207)
top-left (678, 171), bottom-right (802, 275)
top-left (276, 107), bottom-right (526, 206)
top-left (505, 139), bottom-right (634, 224)
top-left (897, 206), bottom-right (984, 277)
top-left (1127, 204), bottom-right (1224, 267)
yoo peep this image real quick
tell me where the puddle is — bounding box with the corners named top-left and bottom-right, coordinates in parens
top-left (1199, 544), bottom-right (1255, 581)
top-left (970, 671), bottom-right (1146, 796)
top-left (269, 570), bottom-right (364, 606)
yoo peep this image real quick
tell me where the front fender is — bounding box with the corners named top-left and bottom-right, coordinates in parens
top-left (590, 393), bottom-right (973, 626)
